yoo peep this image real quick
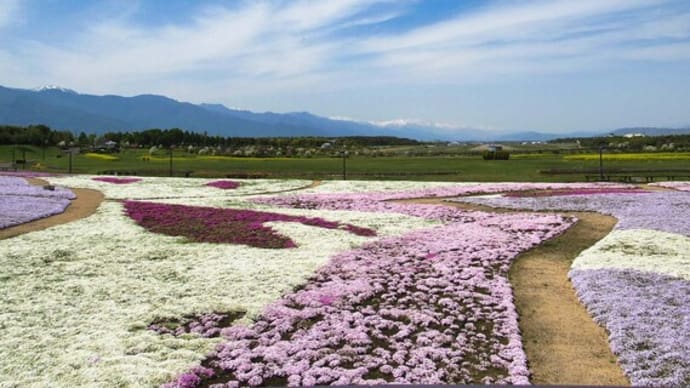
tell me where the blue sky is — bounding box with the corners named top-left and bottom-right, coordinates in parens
top-left (1, 0), bottom-right (690, 133)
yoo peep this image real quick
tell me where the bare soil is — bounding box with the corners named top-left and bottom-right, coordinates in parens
top-left (0, 178), bottom-right (104, 240)
top-left (397, 197), bottom-right (629, 386)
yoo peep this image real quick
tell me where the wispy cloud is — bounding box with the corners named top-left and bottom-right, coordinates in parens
top-left (357, 0), bottom-right (690, 83)
top-left (4, 1), bottom-right (394, 92)
top-left (0, 0), bottom-right (689, 130)
top-left (6, 0), bottom-right (690, 90)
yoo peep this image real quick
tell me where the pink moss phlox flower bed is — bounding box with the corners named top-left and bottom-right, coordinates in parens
top-left (124, 201), bottom-right (375, 248)
top-left (206, 180), bottom-right (241, 190)
top-left (252, 182), bottom-right (633, 217)
top-left (504, 187), bottom-right (648, 198)
top-left (0, 176), bottom-right (74, 229)
top-left (92, 176), bottom-right (142, 184)
top-left (570, 268), bottom-right (690, 386)
top-left (457, 190), bottom-right (690, 236)
top-left (166, 202), bottom-right (574, 386)
top-left (0, 176), bottom-right (75, 200)
top-left (0, 196), bottom-right (72, 229)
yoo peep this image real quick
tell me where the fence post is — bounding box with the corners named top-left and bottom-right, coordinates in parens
top-left (599, 144), bottom-right (605, 181)
top-left (341, 150), bottom-right (348, 180)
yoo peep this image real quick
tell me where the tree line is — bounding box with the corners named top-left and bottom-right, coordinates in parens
top-left (551, 134), bottom-right (690, 152)
top-left (0, 125), bottom-right (419, 148)
top-left (0, 125), bottom-right (74, 146)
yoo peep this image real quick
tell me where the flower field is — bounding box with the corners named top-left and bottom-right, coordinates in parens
top-left (84, 152), bottom-right (120, 161)
top-left (0, 176), bottom-right (75, 229)
top-left (1, 176), bottom-right (688, 386)
top-left (454, 185), bottom-right (690, 386)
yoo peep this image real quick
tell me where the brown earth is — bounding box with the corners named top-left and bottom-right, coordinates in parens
top-left (397, 198), bottom-right (629, 386)
top-left (0, 178), bottom-right (104, 240)
top-left (265, 179), bottom-right (322, 194)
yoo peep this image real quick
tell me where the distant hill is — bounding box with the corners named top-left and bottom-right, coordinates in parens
top-left (0, 85), bottom-right (432, 138)
top-left (0, 85), bottom-right (534, 140)
top-left (1, 85), bottom-right (686, 141)
top-left (0, 85), bottom-right (321, 137)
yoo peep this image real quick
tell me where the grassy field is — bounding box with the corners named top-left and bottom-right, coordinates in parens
top-left (2, 145), bottom-right (689, 182)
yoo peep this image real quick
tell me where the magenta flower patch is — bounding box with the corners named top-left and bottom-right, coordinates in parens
top-left (206, 180), bottom-right (241, 190)
top-left (92, 176), bottom-right (142, 184)
top-left (124, 201), bottom-right (376, 248)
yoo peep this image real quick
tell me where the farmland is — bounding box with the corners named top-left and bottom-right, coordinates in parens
top-left (1, 174), bottom-right (688, 386)
top-left (3, 144), bottom-right (690, 182)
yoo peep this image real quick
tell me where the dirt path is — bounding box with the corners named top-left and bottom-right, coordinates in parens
top-left (260, 179), bottom-right (322, 194)
top-left (0, 179), bottom-right (104, 240)
top-left (397, 198), bottom-right (629, 386)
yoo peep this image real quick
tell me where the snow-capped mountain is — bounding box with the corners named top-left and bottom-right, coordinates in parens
top-left (32, 85), bottom-right (78, 94)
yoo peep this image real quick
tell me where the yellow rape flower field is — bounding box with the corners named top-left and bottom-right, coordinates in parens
top-left (84, 153), bottom-right (119, 161)
top-left (564, 152), bottom-right (690, 161)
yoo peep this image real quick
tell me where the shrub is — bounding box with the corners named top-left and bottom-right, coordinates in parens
top-left (482, 151), bottom-right (510, 160)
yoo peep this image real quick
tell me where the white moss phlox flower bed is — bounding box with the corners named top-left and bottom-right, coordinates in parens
top-left (44, 175), bottom-right (313, 199)
top-left (573, 229), bottom-right (690, 280)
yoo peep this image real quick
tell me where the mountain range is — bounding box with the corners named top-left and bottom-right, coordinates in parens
top-left (1, 85), bottom-right (688, 141)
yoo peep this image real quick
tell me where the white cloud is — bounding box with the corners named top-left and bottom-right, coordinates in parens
top-left (1, 0), bottom-right (689, 126)
top-left (358, 0), bottom-right (660, 53)
top-left (0, 0), bottom-right (21, 28)
top-left (2, 1), bottom-right (391, 92)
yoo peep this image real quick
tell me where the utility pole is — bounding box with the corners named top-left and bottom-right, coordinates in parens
top-left (599, 144), bottom-right (605, 181)
top-left (68, 150), bottom-right (73, 174)
top-left (341, 150), bottom-right (348, 180)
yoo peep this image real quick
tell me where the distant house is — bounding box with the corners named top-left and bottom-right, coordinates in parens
top-left (94, 140), bottom-right (119, 153)
top-left (487, 144), bottom-right (503, 152)
top-left (623, 133), bottom-right (646, 138)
